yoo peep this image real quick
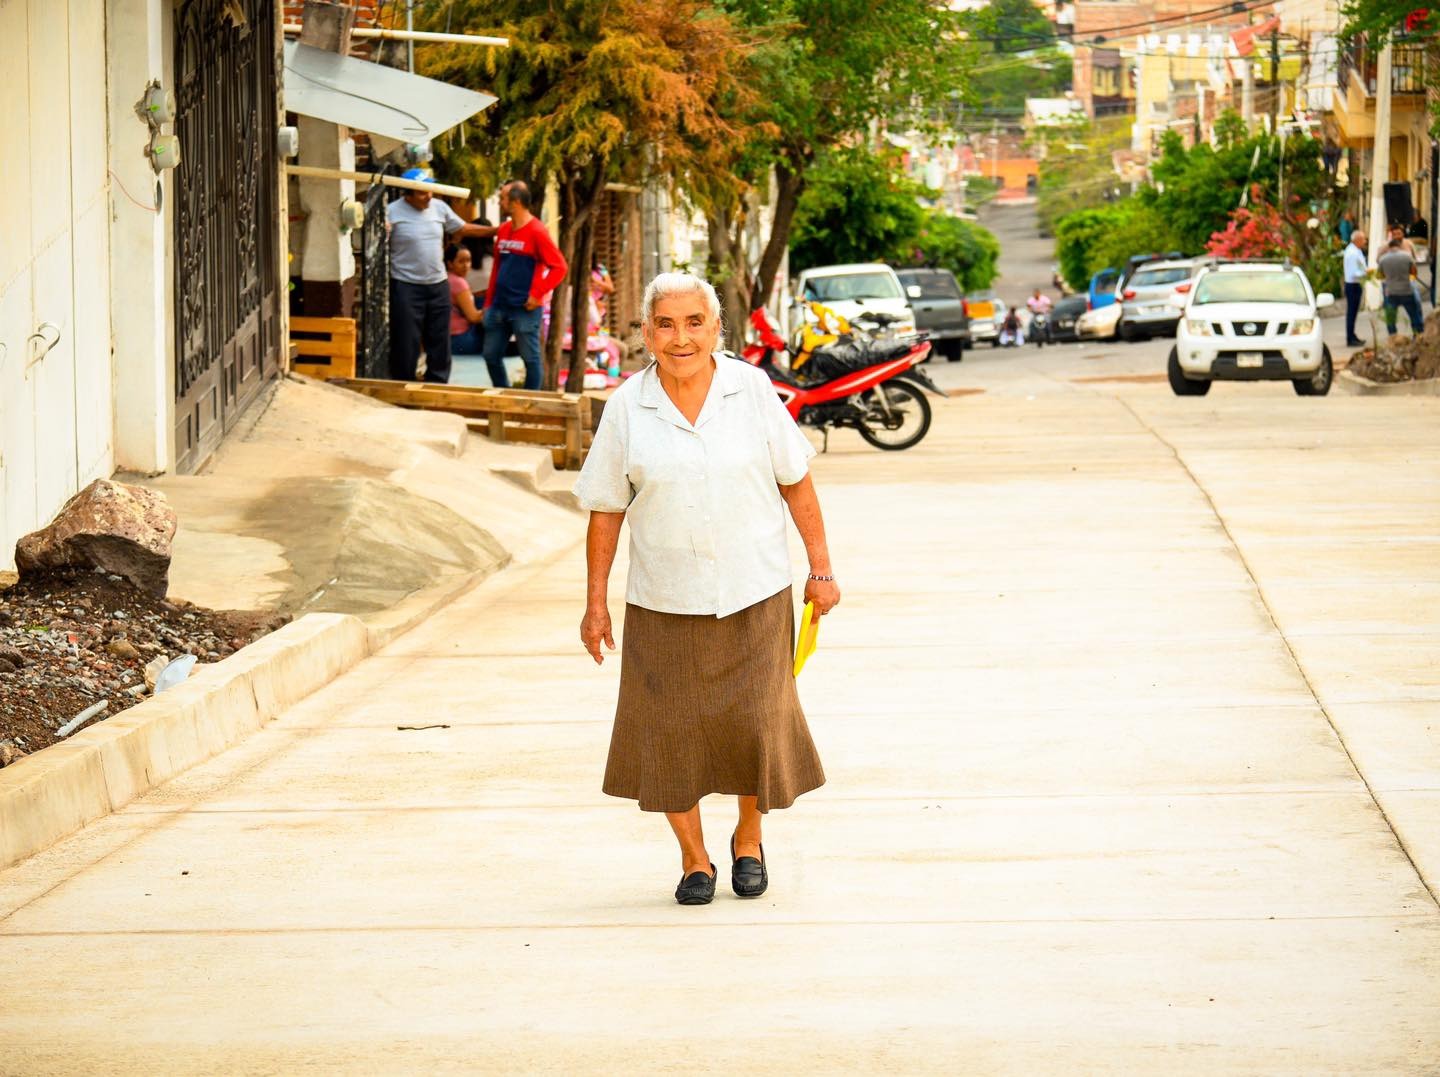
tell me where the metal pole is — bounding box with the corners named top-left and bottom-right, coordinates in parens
top-left (1366, 42), bottom-right (1394, 308)
top-left (1431, 143), bottom-right (1437, 304)
top-left (406, 0), bottom-right (414, 72)
top-left (1242, 61), bottom-right (1254, 130)
top-left (1269, 27), bottom-right (1280, 133)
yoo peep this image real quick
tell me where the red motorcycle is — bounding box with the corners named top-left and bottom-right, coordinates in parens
top-left (739, 308), bottom-right (939, 451)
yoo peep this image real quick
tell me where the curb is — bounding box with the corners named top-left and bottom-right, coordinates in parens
top-left (0, 612), bottom-right (369, 871)
top-left (1336, 369), bottom-right (1440, 396)
top-left (360, 562), bottom-right (508, 651)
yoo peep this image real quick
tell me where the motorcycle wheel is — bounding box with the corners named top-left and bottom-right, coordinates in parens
top-left (856, 379), bottom-right (933, 451)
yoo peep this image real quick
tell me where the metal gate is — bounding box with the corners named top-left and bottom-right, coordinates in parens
top-left (173, 0), bottom-right (281, 474)
top-left (354, 167), bottom-right (394, 378)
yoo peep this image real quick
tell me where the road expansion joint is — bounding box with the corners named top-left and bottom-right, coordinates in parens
top-left (1115, 397), bottom-right (1440, 911)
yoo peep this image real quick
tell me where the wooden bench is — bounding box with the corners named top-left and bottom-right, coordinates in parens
top-left (330, 379), bottom-right (592, 470)
top-left (290, 316), bottom-right (358, 380)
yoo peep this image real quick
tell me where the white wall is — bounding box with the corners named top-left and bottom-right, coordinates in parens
top-left (0, 0), bottom-right (116, 567)
top-left (106, 0), bottom-right (173, 476)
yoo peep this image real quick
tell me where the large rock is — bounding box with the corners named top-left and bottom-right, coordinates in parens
top-left (15, 480), bottom-right (177, 596)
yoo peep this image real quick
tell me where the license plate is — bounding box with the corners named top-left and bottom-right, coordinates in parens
top-left (1237, 352), bottom-right (1264, 368)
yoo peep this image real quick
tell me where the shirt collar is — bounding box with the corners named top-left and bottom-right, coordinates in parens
top-left (638, 356), bottom-right (745, 430)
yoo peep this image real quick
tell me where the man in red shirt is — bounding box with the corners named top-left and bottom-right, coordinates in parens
top-left (482, 181), bottom-right (568, 388)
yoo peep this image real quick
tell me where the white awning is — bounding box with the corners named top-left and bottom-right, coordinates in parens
top-left (283, 41), bottom-right (496, 144)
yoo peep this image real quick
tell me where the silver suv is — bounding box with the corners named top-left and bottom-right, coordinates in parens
top-left (1119, 257), bottom-right (1213, 341)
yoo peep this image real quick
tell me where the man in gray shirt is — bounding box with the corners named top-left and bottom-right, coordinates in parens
top-left (1377, 237), bottom-right (1424, 336)
top-left (386, 174), bottom-right (494, 382)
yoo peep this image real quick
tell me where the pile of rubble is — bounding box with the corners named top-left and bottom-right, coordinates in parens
top-left (1347, 315), bottom-right (1440, 383)
top-left (0, 480), bottom-right (286, 768)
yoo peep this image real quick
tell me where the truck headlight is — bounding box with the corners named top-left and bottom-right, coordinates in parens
top-left (1289, 318), bottom-right (1315, 335)
top-left (1185, 319), bottom-right (1212, 336)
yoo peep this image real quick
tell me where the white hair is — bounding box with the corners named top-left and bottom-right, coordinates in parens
top-left (641, 272), bottom-right (723, 333)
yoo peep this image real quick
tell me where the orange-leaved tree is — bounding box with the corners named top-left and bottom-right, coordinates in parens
top-left (418, 0), bottom-right (756, 389)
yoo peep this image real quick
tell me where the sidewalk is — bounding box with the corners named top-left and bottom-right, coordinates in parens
top-left (1, 388), bottom-right (1437, 1072)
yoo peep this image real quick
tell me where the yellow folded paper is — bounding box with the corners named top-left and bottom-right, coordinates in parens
top-left (793, 600), bottom-right (820, 677)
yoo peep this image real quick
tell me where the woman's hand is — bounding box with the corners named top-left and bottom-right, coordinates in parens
top-left (804, 576), bottom-right (841, 617)
top-left (581, 604), bottom-right (616, 664)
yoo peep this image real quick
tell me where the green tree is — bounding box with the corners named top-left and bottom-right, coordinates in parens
top-left (906, 213), bottom-right (1001, 292)
top-left (788, 147), bottom-right (928, 272)
top-left (1143, 126), bottom-right (1334, 253)
top-left (1035, 116), bottom-right (1130, 235)
top-left (1053, 123), bottom-right (1338, 291)
top-left (710, 0), bottom-right (971, 311)
top-left (1055, 206), bottom-right (1126, 291)
top-left (960, 0), bottom-right (1072, 117)
top-left (788, 146), bottom-right (1000, 292)
top-left (1053, 202), bottom-right (1178, 290)
top-left (419, 0), bottom-right (753, 387)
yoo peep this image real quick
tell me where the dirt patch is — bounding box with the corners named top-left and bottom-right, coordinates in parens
top-left (945, 388), bottom-right (987, 398)
top-left (0, 569), bottom-right (288, 767)
top-left (1070, 373), bottom-right (1168, 384)
top-left (1345, 322), bottom-right (1440, 384)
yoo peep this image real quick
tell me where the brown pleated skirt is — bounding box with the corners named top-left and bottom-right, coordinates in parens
top-left (603, 587), bottom-right (826, 813)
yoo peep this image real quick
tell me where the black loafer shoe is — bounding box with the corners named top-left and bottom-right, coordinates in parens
top-left (730, 833), bottom-right (768, 898)
top-left (675, 864), bottom-right (716, 905)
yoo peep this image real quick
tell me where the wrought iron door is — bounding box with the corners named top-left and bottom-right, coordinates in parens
top-left (173, 0), bottom-right (281, 473)
top-left (354, 168), bottom-right (393, 378)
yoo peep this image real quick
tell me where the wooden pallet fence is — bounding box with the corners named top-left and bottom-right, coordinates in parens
top-left (290, 316), bottom-right (358, 380)
top-left (330, 379), bottom-right (592, 470)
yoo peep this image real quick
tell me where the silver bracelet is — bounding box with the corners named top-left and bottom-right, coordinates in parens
top-left (808, 573), bottom-right (835, 582)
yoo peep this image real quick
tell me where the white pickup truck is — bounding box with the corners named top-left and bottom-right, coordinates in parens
top-left (788, 263), bottom-right (916, 338)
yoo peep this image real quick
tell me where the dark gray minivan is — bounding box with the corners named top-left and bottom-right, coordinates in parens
top-left (896, 268), bottom-right (968, 360)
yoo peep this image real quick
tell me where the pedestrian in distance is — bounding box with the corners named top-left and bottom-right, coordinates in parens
top-left (1342, 230), bottom-right (1368, 348)
top-left (444, 245), bottom-right (485, 357)
top-left (482, 181), bottom-right (567, 390)
top-left (1378, 237), bottom-right (1424, 336)
top-left (1337, 209), bottom-right (1356, 246)
top-left (574, 271), bottom-right (838, 907)
top-left (385, 171), bottom-right (495, 383)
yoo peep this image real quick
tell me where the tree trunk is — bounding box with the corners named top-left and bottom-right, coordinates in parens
top-left (543, 177), bottom-right (579, 390)
top-left (566, 218), bottom-right (597, 389)
top-left (748, 157), bottom-right (805, 311)
top-left (707, 205), bottom-right (750, 350)
top-left (558, 167), bottom-right (610, 390)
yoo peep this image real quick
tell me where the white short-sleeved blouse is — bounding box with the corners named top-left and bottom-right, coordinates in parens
top-left (573, 355), bottom-right (816, 618)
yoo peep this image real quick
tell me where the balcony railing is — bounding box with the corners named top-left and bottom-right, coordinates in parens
top-left (1338, 41), bottom-right (1426, 97)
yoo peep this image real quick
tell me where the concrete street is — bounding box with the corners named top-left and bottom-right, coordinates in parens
top-left (4, 202), bottom-right (1439, 1071)
top-left (2, 337), bottom-right (1439, 1071)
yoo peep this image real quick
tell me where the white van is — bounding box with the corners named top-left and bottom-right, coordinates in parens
top-left (789, 263), bottom-right (915, 338)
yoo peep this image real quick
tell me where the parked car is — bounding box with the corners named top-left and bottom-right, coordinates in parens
top-left (1088, 268), bottom-right (1121, 310)
top-left (965, 290), bottom-right (1008, 346)
top-left (1048, 294), bottom-right (1090, 342)
top-left (1170, 261), bottom-right (1335, 396)
top-left (896, 268), bottom-right (968, 360)
top-left (1118, 257), bottom-right (1213, 340)
top-left (790, 263), bottom-right (915, 338)
top-left (1076, 301), bottom-right (1122, 341)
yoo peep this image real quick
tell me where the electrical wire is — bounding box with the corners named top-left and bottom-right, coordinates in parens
top-left (108, 169), bottom-right (160, 214)
top-left (971, 0), bottom-right (1279, 48)
top-left (967, 0), bottom-right (1283, 59)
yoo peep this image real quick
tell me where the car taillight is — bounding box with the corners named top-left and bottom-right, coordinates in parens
top-left (1086, 299), bottom-right (1093, 311)
top-left (1174, 282), bottom-right (1192, 293)
top-left (962, 299), bottom-right (970, 316)
top-left (1122, 289), bottom-right (1136, 300)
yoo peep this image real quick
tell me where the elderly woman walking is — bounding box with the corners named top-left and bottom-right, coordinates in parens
top-left (574, 272), bottom-right (840, 906)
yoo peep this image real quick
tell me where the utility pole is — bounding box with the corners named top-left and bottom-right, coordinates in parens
top-left (1269, 26), bottom-right (1280, 133)
top-left (406, 0), bottom-right (415, 72)
top-left (1367, 42), bottom-right (1394, 305)
top-left (1242, 58), bottom-right (1255, 130)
